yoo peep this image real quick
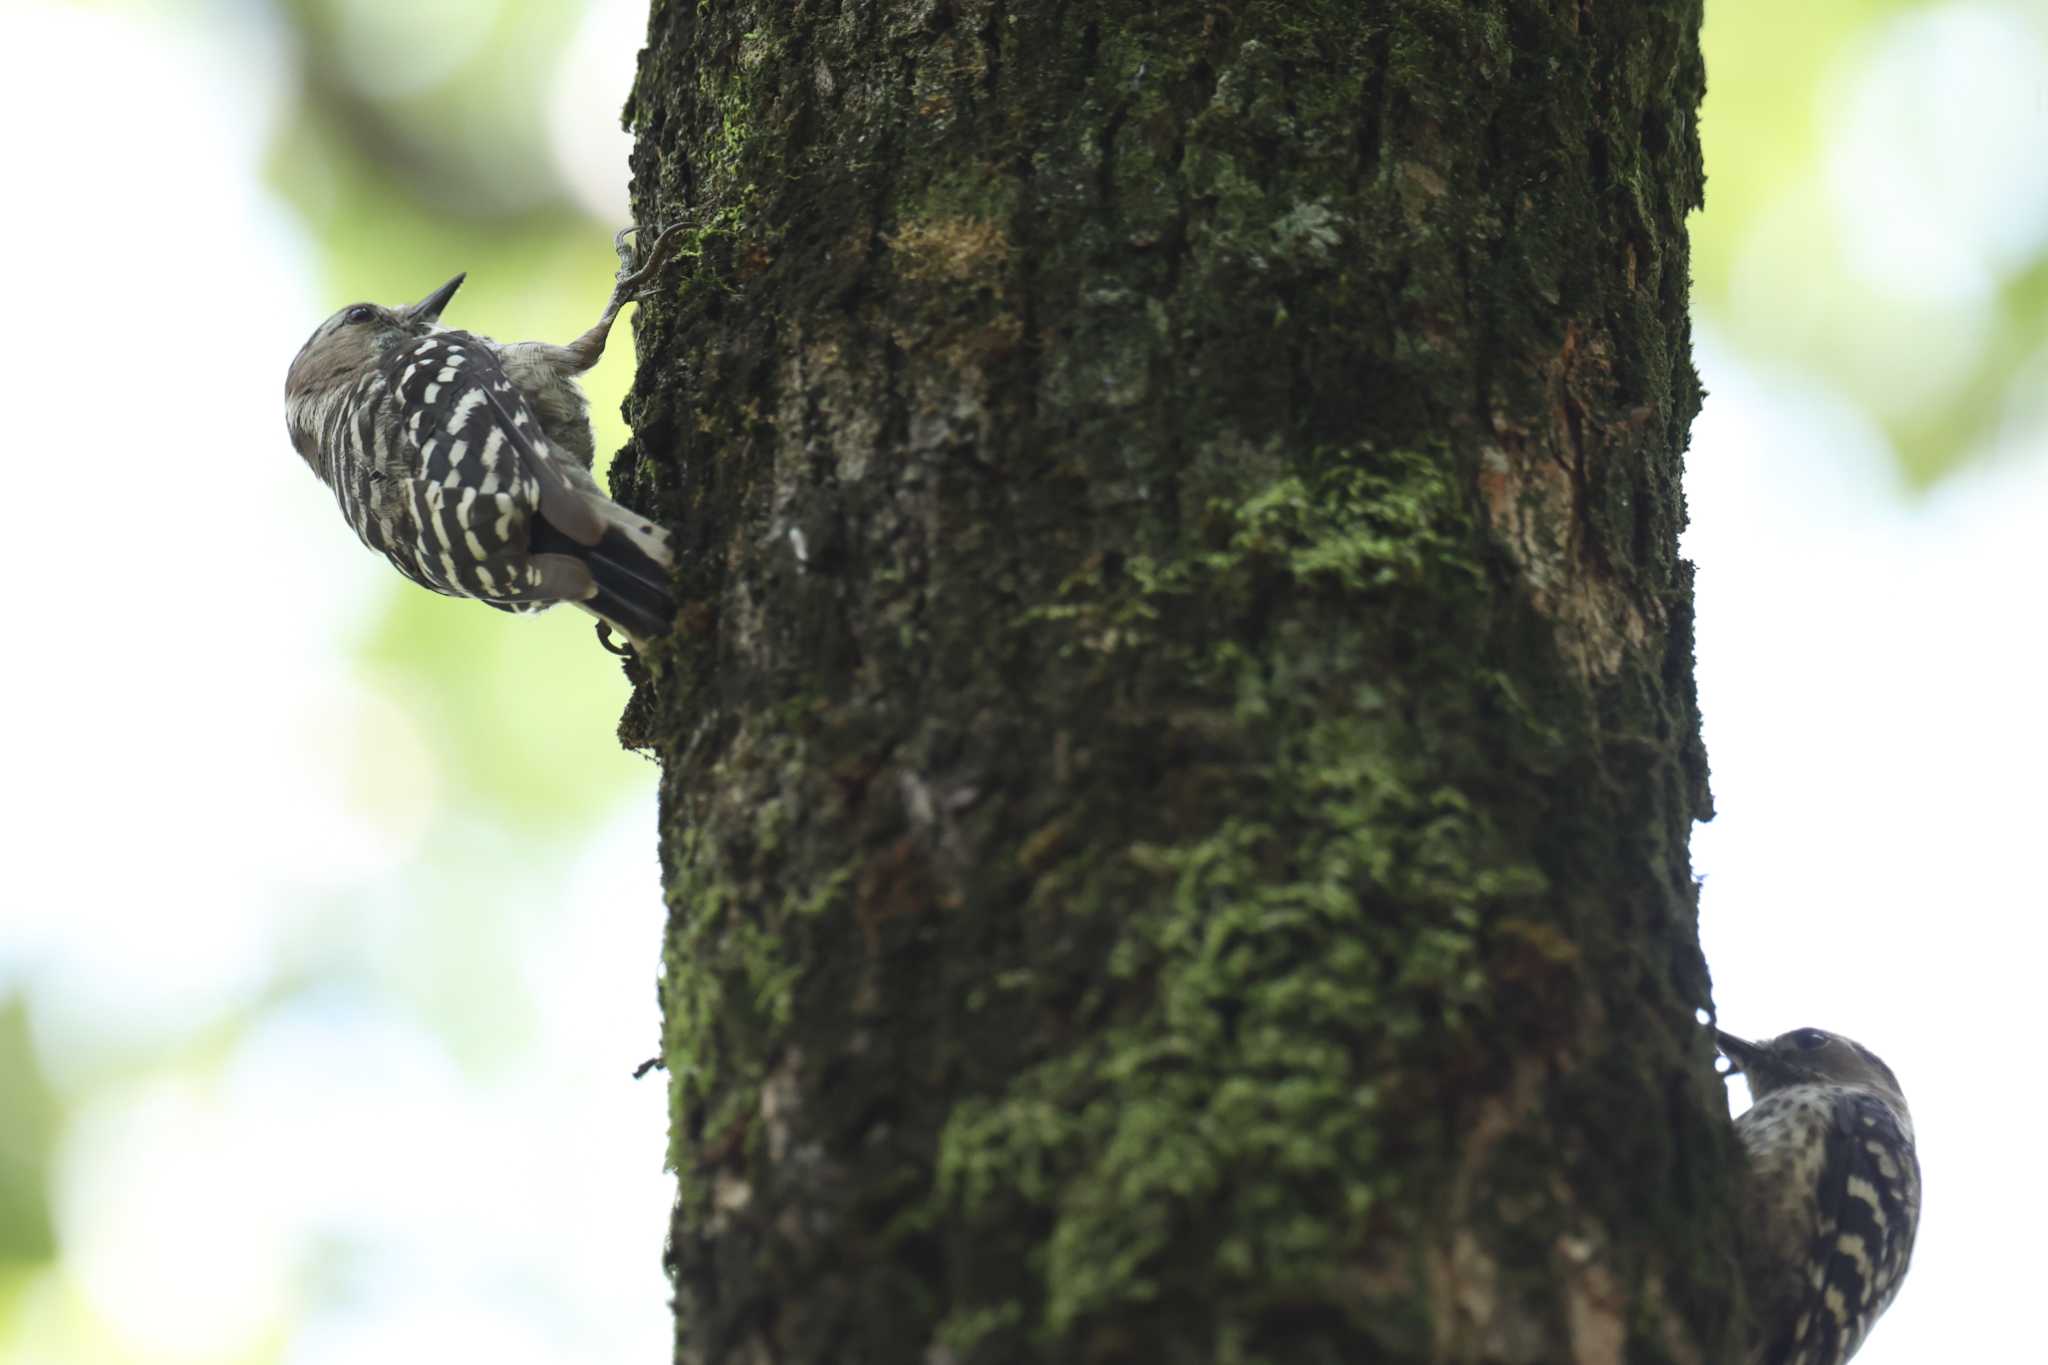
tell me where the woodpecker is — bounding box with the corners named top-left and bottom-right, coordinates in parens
top-left (285, 225), bottom-right (685, 649)
top-left (1716, 1027), bottom-right (1920, 1365)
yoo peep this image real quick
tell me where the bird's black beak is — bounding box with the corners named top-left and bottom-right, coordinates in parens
top-left (401, 273), bottom-right (465, 327)
top-left (1715, 1029), bottom-right (1765, 1074)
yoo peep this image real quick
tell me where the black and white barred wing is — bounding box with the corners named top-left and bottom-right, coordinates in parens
top-left (383, 330), bottom-right (677, 641)
top-left (1772, 1094), bottom-right (1920, 1365)
top-left (383, 331), bottom-right (605, 612)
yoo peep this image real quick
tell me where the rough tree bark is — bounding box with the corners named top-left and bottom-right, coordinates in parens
top-left (613, 3), bottom-right (1736, 1362)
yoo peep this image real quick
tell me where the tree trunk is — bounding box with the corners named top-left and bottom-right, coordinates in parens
top-left (616, 2), bottom-right (1734, 1362)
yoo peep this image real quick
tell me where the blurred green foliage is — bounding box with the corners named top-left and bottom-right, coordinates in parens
top-left (277, 0), bottom-right (587, 216)
top-left (1697, 0), bottom-right (2048, 484)
top-left (1693, 0), bottom-right (1920, 283)
top-left (0, 999), bottom-right (56, 1266)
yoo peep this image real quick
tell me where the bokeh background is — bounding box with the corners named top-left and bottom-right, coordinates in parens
top-left (0, 0), bottom-right (2037, 1360)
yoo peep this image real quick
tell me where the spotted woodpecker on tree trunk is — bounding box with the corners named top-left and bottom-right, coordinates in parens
top-left (1716, 1027), bottom-right (1920, 1365)
top-left (284, 225), bottom-right (685, 650)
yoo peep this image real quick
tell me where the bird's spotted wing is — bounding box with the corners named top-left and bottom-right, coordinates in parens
top-left (381, 331), bottom-right (602, 605)
top-left (1769, 1093), bottom-right (1920, 1365)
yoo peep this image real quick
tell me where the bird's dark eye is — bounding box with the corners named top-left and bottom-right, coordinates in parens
top-left (1789, 1028), bottom-right (1830, 1051)
top-left (344, 304), bottom-right (377, 325)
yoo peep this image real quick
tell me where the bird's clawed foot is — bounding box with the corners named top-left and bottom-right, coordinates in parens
top-left (610, 220), bottom-right (690, 306)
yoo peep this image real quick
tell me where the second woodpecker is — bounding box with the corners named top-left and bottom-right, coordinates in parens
top-left (284, 226), bottom-right (685, 649)
top-left (1716, 1027), bottom-right (1920, 1365)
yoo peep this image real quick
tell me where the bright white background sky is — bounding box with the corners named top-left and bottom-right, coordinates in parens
top-left (1, 1), bottom-right (2041, 1361)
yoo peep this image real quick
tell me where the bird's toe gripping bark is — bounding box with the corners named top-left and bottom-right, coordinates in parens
top-left (609, 220), bottom-right (690, 309)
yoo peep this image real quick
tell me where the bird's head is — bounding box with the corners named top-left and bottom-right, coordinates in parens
top-left (1715, 1027), bottom-right (1905, 1108)
top-left (285, 273), bottom-right (466, 403)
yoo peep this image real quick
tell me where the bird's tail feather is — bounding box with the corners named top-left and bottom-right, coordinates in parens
top-left (533, 496), bottom-right (676, 647)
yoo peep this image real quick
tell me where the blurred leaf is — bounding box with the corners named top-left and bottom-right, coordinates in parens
top-left (359, 589), bottom-right (650, 829)
top-left (275, 0), bottom-right (586, 216)
top-left (0, 997), bottom-right (57, 1264)
top-left (1884, 250), bottom-right (2048, 483)
top-left (1697, 0), bottom-right (2048, 487)
top-left (1695, 0), bottom-right (1922, 301)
